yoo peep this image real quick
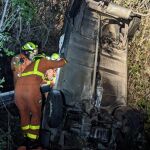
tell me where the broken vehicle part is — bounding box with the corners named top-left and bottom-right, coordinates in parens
top-left (41, 0), bottom-right (145, 150)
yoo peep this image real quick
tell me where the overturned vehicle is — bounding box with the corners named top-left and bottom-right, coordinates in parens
top-left (41, 0), bottom-right (144, 149)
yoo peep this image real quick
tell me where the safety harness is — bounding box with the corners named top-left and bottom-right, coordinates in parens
top-left (21, 59), bottom-right (54, 85)
top-left (21, 59), bottom-right (44, 79)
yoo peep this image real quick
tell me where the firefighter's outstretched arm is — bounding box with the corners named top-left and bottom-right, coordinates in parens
top-left (41, 58), bottom-right (67, 70)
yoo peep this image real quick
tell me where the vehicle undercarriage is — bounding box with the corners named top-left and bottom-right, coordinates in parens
top-left (41, 0), bottom-right (145, 150)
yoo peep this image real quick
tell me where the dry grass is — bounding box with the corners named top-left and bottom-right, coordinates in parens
top-left (114, 0), bottom-right (150, 106)
top-left (114, 1), bottom-right (150, 135)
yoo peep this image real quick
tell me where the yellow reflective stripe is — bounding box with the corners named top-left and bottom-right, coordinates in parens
top-left (21, 125), bottom-right (30, 130)
top-left (52, 76), bottom-right (56, 83)
top-left (21, 71), bottom-right (34, 76)
top-left (46, 81), bottom-right (51, 85)
top-left (34, 71), bottom-right (44, 78)
top-left (27, 133), bottom-right (38, 140)
top-left (21, 59), bottom-right (44, 78)
top-left (21, 71), bottom-right (44, 78)
top-left (34, 59), bottom-right (40, 72)
top-left (34, 59), bottom-right (44, 78)
top-left (44, 76), bottom-right (56, 85)
top-left (30, 125), bottom-right (40, 130)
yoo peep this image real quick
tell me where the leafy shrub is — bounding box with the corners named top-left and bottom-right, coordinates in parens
top-left (11, 0), bottom-right (37, 22)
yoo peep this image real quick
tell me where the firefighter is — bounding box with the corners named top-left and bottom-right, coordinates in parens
top-left (15, 56), bottom-right (67, 150)
top-left (11, 42), bottom-right (39, 86)
top-left (44, 53), bottom-right (60, 86)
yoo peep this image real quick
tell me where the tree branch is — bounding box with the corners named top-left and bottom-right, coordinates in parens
top-left (0, 0), bottom-right (9, 31)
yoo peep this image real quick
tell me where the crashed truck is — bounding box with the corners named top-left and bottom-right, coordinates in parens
top-left (1, 0), bottom-right (144, 150)
top-left (0, 0), bottom-right (145, 149)
top-left (40, 0), bottom-right (146, 150)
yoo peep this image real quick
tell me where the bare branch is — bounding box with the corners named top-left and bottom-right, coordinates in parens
top-left (0, 0), bottom-right (9, 31)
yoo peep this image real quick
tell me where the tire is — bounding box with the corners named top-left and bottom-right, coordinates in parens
top-left (113, 106), bottom-right (144, 150)
top-left (128, 16), bottom-right (141, 40)
top-left (40, 129), bottom-right (51, 148)
top-left (42, 90), bottom-right (64, 128)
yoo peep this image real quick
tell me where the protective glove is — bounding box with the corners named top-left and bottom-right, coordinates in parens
top-left (63, 58), bottom-right (68, 64)
top-left (60, 53), bottom-right (68, 64)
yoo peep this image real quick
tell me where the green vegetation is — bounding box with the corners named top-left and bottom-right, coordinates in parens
top-left (0, 32), bottom-right (15, 56)
top-left (0, 0), bottom-right (68, 91)
top-left (0, 0), bottom-right (37, 89)
top-left (0, 0), bottom-right (36, 50)
top-left (11, 0), bottom-right (36, 22)
top-left (115, 0), bottom-right (150, 138)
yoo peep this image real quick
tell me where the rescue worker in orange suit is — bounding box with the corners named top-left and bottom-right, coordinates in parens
top-left (11, 42), bottom-right (39, 86)
top-left (42, 53), bottom-right (60, 99)
top-left (44, 53), bottom-right (60, 87)
top-left (15, 55), bottom-right (67, 150)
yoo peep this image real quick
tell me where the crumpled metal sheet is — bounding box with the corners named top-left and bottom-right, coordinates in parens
top-left (56, 1), bottom-right (127, 112)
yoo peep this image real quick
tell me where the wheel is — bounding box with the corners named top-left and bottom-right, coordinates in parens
top-left (42, 90), bottom-right (64, 128)
top-left (113, 106), bottom-right (144, 150)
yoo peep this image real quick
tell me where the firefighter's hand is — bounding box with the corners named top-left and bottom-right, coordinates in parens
top-left (60, 53), bottom-right (68, 64)
top-left (62, 58), bottom-right (68, 64)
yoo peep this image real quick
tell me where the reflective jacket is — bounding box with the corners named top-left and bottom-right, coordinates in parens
top-left (21, 59), bottom-right (44, 79)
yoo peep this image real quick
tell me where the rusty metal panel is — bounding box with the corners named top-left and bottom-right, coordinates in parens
top-left (56, 1), bottom-right (127, 112)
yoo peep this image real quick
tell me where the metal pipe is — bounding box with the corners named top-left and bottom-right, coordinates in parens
top-left (85, 0), bottom-right (132, 19)
top-left (91, 15), bottom-right (100, 98)
top-left (132, 11), bottom-right (150, 17)
top-left (85, 0), bottom-right (150, 19)
top-left (0, 90), bottom-right (14, 97)
top-left (106, 3), bottom-right (131, 19)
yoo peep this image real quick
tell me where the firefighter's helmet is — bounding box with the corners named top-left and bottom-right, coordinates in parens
top-left (22, 42), bottom-right (38, 51)
top-left (50, 53), bottom-right (60, 60)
